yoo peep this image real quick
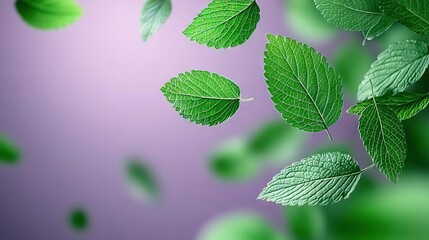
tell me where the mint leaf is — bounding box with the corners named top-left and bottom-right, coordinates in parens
top-left (68, 208), bottom-right (89, 232)
top-left (197, 212), bottom-right (286, 240)
top-left (140, 0), bottom-right (172, 41)
top-left (0, 135), bottom-right (21, 165)
top-left (183, 0), bottom-right (260, 49)
top-left (358, 40), bottom-right (429, 101)
top-left (161, 70), bottom-right (248, 126)
top-left (382, 0), bottom-right (429, 35)
top-left (264, 35), bottom-right (343, 139)
top-left (258, 152), bottom-right (361, 206)
top-left (349, 92), bottom-right (429, 120)
top-left (314, 0), bottom-right (395, 40)
top-left (125, 158), bottom-right (160, 203)
top-left (15, 0), bottom-right (83, 30)
top-left (358, 104), bottom-right (407, 182)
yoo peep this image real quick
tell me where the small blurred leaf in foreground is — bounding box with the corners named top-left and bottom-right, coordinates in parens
top-left (285, 206), bottom-right (327, 240)
top-left (68, 208), bottom-right (89, 232)
top-left (125, 158), bottom-right (160, 203)
top-left (0, 134), bottom-right (21, 165)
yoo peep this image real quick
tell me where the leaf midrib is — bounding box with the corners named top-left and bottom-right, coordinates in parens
top-left (18, 0), bottom-right (79, 15)
top-left (164, 91), bottom-right (240, 101)
top-left (329, 1), bottom-right (384, 17)
top-left (395, 1), bottom-right (429, 26)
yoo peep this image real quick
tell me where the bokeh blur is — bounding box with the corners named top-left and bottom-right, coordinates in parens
top-left (1, 0), bottom-right (429, 239)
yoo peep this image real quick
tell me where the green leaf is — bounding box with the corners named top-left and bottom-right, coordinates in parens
top-left (382, 0), bottom-right (429, 35)
top-left (333, 41), bottom-right (374, 99)
top-left (284, 206), bottom-right (327, 240)
top-left (209, 139), bottom-right (260, 181)
top-left (358, 104), bottom-right (407, 182)
top-left (258, 152), bottom-right (361, 206)
top-left (68, 208), bottom-right (89, 232)
top-left (314, 0), bottom-right (395, 40)
top-left (161, 70), bottom-right (248, 126)
top-left (125, 158), bottom-right (160, 203)
top-left (264, 35), bottom-right (343, 139)
top-left (0, 135), bottom-right (21, 165)
top-left (140, 0), bottom-right (172, 41)
top-left (15, 0), bottom-right (83, 30)
top-left (197, 211), bottom-right (286, 240)
top-left (358, 40), bottom-right (429, 101)
top-left (183, 0), bottom-right (260, 49)
top-left (349, 92), bottom-right (429, 120)
top-left (285, 0), bottom-right (337, 42)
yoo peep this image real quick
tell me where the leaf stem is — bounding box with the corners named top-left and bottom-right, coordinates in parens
top-left (240, 97), bottom-right (254, 102)
top-left (361, 164), bottom-right (375, 173)
top-left (325, 128), bottom-right (333, 141)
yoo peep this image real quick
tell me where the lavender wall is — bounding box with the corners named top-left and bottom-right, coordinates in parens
top-left (0, 0), bottom-right (364, 239)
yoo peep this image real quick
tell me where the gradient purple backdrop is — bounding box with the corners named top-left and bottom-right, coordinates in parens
top-left (0, 0), bottom-right (367, 239)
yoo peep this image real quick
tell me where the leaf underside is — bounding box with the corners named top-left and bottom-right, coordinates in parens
top-left (349, 92), bottom-right (429, 121)
top-left (314, 0), bottom-right (395, 40)
top-left (358, 40), bottom-right (429, 101)
top-left (140, 0), bottom-right (172, 41)
top-left (382, 0), bottom-right (429, 35)
top-left (183, 0), bottom-right (260, 48)
top-left (264, 34), bottom-right (343, 134)
top-left (258, 152), bottom-right (361, 206)
top-left (358, 104), bottom-right (407, 182)
top-left (15, 0), bottom-right (83, 30)
top-left (161, 70), bottom-right (241, 126)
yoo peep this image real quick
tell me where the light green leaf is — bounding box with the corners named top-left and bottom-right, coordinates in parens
top-left (183, 0), bottom-right (260, 49)
top-left (209, 139), bottom-right (260, 181)
top-left (258, 152), bottom-right (361, 206)
top-left (0, 135), bottom-right (21, 165)
top-left (197, 211), bottom-right (287, 240)
top-left (358, 40), bottom-right (429, 101)
top-left (284, 206), bottom-right (327, 240)
top-left (140, 0), bottom-right (172, 41)
top-left (125, 158), bottom-right (160, 203)
top-left (314, 0), bottom-right (395, 40)
top-left (161, 70), bottom-right (248, 126)
top-left (349, 92), bottom-right (429, 120)
top-left (285, 0), bottom-right (337, 42)
top-left (382, 0), bottom-right (429, 35)
top-left (358, 104), bottom-right (407, 182)
top-left (333, 41), bottom-right (374, 99)
top-left (264, 35), bottom-right (343, 139)
top-left (15, 0), bottom-right (83, 30)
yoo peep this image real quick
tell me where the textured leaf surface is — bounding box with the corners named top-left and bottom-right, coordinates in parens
top-left (140, 0), bottom-right (172, 41)
top-left (125, 159), bottom-right (160, 202)
top-left (349, 92), bottom-right (429, 120)
top-left (264, 35), bottom-right (343, 135)
top-left (314, 0), bottom-right (395, 39)
top-left (161, 70), bottom-right (242, 126)
top-left (0, 135), bottom-right (21, 165)
top-left (358, 104), bottom-right (407, 182)
top-left (183, 0), bottom-right (260, 48)
top-left (15, 0), bottom-right (83, 30)
top-left (197, 211), bottom-right (286, 240)
top-left (258, 152), bottom-right (361, 206)
top-left (382, 0), bottom-right (429, 35)
top-left (358, 40), bottom-right (429, 101)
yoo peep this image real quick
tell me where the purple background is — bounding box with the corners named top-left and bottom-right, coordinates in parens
top-left (0, 0), bottom-right (366, 239)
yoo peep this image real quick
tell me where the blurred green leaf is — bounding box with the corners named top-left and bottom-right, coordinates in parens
top-left (125, 158), bottom-right (160, 203)
top-left (68, 208), bottom-right (89, 232)
top-left (140, 0), bottom-right (172, 41)
top-left (15, 0), bottom-right (83, 30)
top-left (247, 121), bottom-right (305, 164)
top-left (405, 114), bottom-right (429, 167)
top-left (284, 0), bottom-right (337, 42)
top-left (209, 139), bottom-right (260, 181)
top-left (285, 206), bottom-right (327, 240)
top-left (197, 211), bottom-right (287, 240)
top-left (333, 41), bottom-right (373, 99)
top-left (376, 24), bottom-right (429, 49)
top-left (0, 134), bottom-right (21, 165)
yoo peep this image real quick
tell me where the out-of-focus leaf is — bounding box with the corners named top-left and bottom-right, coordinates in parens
top-left (285, 206), bottom-right (327, 240)
top-left (15, 0), bottom-right (83, 30)
top-left (0, 134), bottom-right (21, 165)
top-left (329, 176), bottom-right (429, 240)
top-left (333, 41), bottom-right (373, 99)
top-left (247, 121), bottom-right (306, 164)
top-left (285, 0), bottom-right (337, 42)
top-left (209, 139), bottom-right (260, 181)
top-left (197, 211), bottom-right (287, 240)
top-left (258, 152), bottom-right (361, 206)
top-left (125, 158), bottom-right (160, 203)
top-left (404, 114), bottom-right (429, 166)
top-left (140, 0), bottom-right (172, 41)
top-left (377, 24), bottom-right (429, 49)
top-left (68, 208), bottom-right (89, 232)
